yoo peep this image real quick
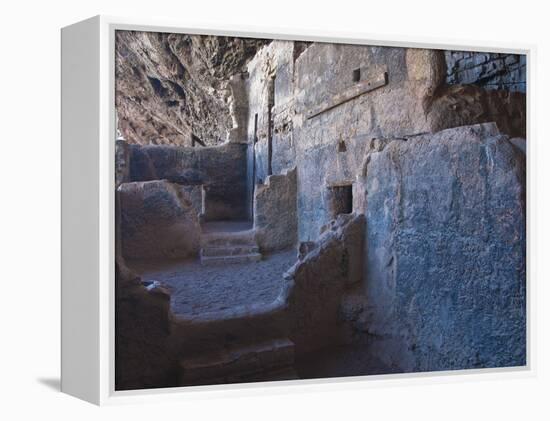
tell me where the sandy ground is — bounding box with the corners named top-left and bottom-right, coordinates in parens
top-left (129, 249), bottom-right (297, 316)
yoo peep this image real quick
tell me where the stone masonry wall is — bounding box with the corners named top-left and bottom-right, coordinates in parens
top-left (245, 41), bottom-right (297, 182)
top-left (127, 142), bottom-right (248, 221)
top-left (253, 167), bottom-right (297, 252)
top-left (445, 51), bottom-right (526, 93)
top-left (245, 42), bottom-right (526, 373)
top-left (245, 42), bottom-right (526, 243)
top-left (118, 180), bottom-right (201, 260)
top-left (255, 43), bottom-right (525, 242)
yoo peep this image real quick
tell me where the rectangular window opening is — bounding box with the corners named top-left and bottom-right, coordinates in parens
top-left (352, 68), bottom-right (361, 82)
top-left (328, 184), bottom-right (353, 217)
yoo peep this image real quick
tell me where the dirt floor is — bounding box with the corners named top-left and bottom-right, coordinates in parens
top-left (128, 249), bottom-right (297, 316)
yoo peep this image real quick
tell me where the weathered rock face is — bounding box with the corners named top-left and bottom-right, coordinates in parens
top-left (118, 180), bottom-right (201, 260)
top-left (115, 31), bottom-right (268, 146)
top-left (254, 166), bottom-right (297, 252)
top-left (445, 51), bottom-right (526, 93)
top-left (362, 123), bottom-right (526, 372)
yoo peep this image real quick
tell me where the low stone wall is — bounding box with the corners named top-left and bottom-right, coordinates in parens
top-left (254, 167), bottom-right (297, 252)
top-left (285, 213), bottom-right (365, 356)
top-left (115, 261), bottom-right (178, 390)
top-left (118, 180), bottom-right (201, 260)
top-left (362, 123), bottom-right (526, 372)
top-left (445, 51), bottom-right (526, 93)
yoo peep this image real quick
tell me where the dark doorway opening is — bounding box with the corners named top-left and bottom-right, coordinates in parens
top-left (352, 68), bottom-right (361, 83)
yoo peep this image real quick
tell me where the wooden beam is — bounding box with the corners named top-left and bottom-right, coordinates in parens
top-left (306, 72), bottom-right (388, 120)
top-left (191, 133), bottom-right (206, 147)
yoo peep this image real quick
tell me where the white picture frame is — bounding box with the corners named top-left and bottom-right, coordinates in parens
top-left (61, 15), bottom-right (534, 406)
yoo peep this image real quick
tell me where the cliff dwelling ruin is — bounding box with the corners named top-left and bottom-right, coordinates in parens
top-left (114, 31), bottom-right (526, 390)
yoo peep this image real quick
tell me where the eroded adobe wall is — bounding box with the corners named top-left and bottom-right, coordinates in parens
top-left (446, 51), bottom-right (526, 93)
top-left (127, 142), bottom-right (248, 221)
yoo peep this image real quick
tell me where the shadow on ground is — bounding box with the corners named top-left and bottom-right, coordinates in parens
top-left (37, 377), bottom-right (60, 392)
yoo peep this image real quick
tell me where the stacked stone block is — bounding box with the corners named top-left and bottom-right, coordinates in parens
top-left (445, 51), bottom-right (526, 93)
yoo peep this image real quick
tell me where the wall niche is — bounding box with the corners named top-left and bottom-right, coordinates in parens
top-left (327, 183), bottom-right (353, 218)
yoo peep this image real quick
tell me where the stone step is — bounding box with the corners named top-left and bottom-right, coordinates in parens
top-left (201, 230), bottom-right (257, 247)
top-left (200, 252), bottom-right (262, 265)
top-left (201, 245), bottom-right (260, 257)
top-left (179, 338), bottom-right (296, 386)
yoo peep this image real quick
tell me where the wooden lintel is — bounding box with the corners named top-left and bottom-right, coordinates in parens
top-left (327, 180), bottom-right (354, 188)
top-left (306, 72), bottom-right (388, 120)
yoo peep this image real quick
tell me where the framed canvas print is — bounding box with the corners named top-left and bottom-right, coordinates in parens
top-left (61, 15), bottom-right (531, 405)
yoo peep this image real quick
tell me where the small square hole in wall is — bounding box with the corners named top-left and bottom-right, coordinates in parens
top-left (337, 139), bottom-right (347, 152)
top-left (352, 68), bottom-right (361, 82)
top-left (328, 184), bottom-right (353, 217)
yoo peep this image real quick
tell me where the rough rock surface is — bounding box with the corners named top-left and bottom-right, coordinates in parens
top-left (115, 31), bottom-right (268, 146)
top-left (254, 167), bottom-right (298, 252)
top-left (362, 123), bottom-right (526, 372)
top-left (118, 180), bottom-right (201, 260)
